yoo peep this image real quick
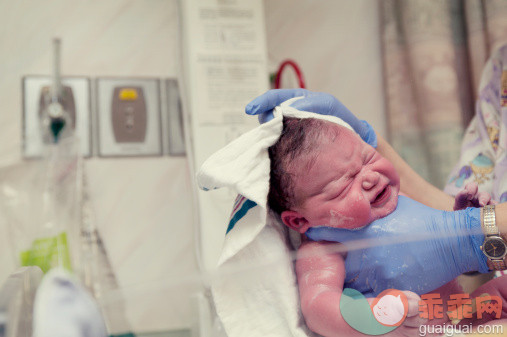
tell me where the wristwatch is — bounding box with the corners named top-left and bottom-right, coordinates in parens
top-left (480, 205), bottom-right (507, 271)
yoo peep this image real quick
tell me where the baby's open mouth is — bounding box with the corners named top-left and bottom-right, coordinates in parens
top-left (371, 185), bottom-right (391, 207)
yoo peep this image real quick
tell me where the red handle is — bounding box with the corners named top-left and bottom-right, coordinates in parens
top-left (274, 59), bottom-right (306, 89)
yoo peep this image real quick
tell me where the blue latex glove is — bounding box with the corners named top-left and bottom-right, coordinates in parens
top-left (305, 196), bottom-right (488, 297)
top-left (245, 89), bottom-right (377, 147)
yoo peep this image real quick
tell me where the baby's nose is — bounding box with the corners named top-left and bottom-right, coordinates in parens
top-left (362, 171), bottom-right (380, 190)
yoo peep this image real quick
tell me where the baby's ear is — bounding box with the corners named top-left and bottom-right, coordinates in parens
top-left (281, 211), bottom-right (310, 233)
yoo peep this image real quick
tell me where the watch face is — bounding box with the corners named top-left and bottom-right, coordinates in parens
top-left (483, 238), bottom-right (507, 259)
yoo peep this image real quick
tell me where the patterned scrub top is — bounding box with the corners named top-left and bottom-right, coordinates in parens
top-left (445, 45), bottom-right (507, 201)
top-left (444, 45), bottom-right (507, 277)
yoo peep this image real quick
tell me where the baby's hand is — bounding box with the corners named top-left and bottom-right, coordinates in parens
top-left (393, 291), bottom-right (430, 336)
top-left (453, 182), bottom-right (494, 210)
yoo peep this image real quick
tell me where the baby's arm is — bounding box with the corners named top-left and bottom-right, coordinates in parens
top-left (457, 275), bottom-right (507, 327)
top-left (296, 241), bottom-right (357, 336)
top-left (296, 241), bottom-right (427, 337)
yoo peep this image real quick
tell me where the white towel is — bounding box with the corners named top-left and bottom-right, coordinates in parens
top-left (197, 97), bottom-right (353, 337)
top-left (32, 268), bottom-right (108, 337)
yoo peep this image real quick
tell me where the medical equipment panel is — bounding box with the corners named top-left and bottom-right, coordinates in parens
top-left (111, 86), bottom-right (147, 143)
top-left (22, 76), bottom-right (91, 157)
top-left (96, 78), bottom-right (162, 157)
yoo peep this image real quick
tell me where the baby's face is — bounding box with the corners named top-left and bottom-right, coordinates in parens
top-left (282, 124), bottom-right (400, 232)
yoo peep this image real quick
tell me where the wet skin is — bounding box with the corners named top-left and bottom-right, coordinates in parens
top-left (281, 124), bottom-right (401, 232)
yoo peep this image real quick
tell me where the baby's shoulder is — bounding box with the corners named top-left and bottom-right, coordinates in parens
top-left (297, 240), bottom-right (346, 258)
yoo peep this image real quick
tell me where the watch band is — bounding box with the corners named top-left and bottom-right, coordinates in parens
top-left (482, 205), bottom-right (507, 271)
top-left (488, 259), bottom-right (507, 270)
top-left (483, 205), bottom-right (498, 235)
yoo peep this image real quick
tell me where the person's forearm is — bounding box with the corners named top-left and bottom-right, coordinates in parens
top-left (376, 135), bottom-right (455, 211)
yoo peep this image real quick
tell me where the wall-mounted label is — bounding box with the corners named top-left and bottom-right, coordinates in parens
top-left (181, 0), bottom-right (269, 269)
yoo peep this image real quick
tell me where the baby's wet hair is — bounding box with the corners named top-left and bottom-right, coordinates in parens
top-left (268, 117), bottom-right (341, 214)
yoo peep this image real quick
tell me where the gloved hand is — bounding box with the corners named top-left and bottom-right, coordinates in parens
top-left (305, 196), bottom-right (488, 297)
top-left (454, 182), bottom-right (495, 210)
top-left (245, 89), bottom-right (377, 147)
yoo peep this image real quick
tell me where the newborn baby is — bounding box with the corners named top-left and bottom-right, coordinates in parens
top-left (269, 117), bottom-right (400, 232)
top-left (268, 117), bottom-right (500, 336)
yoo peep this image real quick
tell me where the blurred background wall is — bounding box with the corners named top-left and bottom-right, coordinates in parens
top-left (264, 0), bottom-right (387, 137)
top-left (0, 0), bottom-right (197, 333)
